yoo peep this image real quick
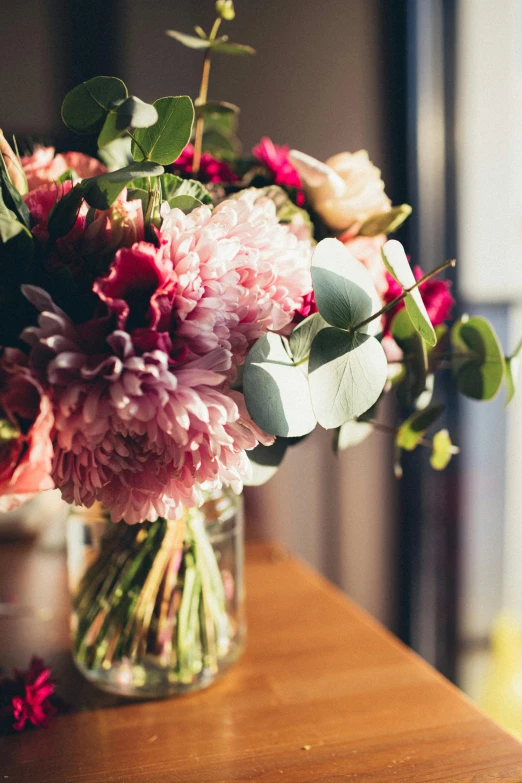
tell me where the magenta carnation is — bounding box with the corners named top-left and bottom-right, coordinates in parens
top-left (0, 657), bottom-right (56, 732)
top-left (159, 191), bottom-right (313, 364)
top-left (20, 287), bottom-right (270, 524)
top-left (383, 266), bottom-right (454, 334)
top-left (173, 143), bottom-right (238, 184)
top-left (252, 137), bottom-right (304, 204)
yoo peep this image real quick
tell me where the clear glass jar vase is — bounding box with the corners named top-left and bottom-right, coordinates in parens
top-left (66, 489), bottom-right (245, 698)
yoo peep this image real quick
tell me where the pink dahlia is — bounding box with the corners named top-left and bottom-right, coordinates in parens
top-left (21, 287), bottom-right (270, 524)
top-left (21, 147), bottom-right (105, 192)
top-left (252, 137), bottom-right (304, 204)
top-left (159, 191), bottom-right (313, 364)
top-left (0, 350), bottom-right (54, 512)
top-left (173, 143), bottom-right (238, 184)
top-left (383, 266), bottom-right (454, 334)
top-left (0, 657), bottom-right (56, 732)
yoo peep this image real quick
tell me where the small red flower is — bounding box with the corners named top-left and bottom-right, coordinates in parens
top-left (383, 266), bottom-right (454, 334)
top-left (173, 143), bottom-right (238, 184)
top-left (0, 657), bottom-right (56, 732)
top-left (293, 290), bottom-right (318, 323)
top-left (252, 137), bottom-right (305, 205)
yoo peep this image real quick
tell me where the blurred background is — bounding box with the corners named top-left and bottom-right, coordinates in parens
top-left (1, 0), bottom-right (522, 728)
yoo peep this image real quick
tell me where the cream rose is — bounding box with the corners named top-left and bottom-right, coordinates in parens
top-left (289, 149), bottom-right (391, 232)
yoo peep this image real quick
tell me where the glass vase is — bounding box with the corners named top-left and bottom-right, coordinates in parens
top-left (66, 489), bottom-right (245, 698)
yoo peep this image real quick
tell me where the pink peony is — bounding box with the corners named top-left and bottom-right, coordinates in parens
top-left (0, 350), bottom-right (54, 512)
top-left (159, 191), bottom-right (313, 364)
top-left (173, 143), bottom-right (238, 184)
top-left (383, 266), bottom-right (454, 334)
top-left (0, 657), bottom-right (56, 732)
top-left (21, 288), bottom-right (271, 524)
top-left (252, 137), bottom-right (304, 204)
top-left (21, 147), bottom-right (105, 192)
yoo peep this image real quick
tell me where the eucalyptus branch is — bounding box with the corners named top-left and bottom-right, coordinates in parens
top-left (193, 17), bottom-right (222, 175)
top-left (351, 258), bottom-right (457, 333)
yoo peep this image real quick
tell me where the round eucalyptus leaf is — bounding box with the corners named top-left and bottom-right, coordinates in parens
top-left (382, 239), bottom-right (436, 346)
top-left (195, 101), bottom-right (240, 117)
top-left (244, 438), bottom-right (289, 487)
top-left (82, 162), bottom-right (164, 210)
top-left (165, 30), bottom-right (212, 49)
top-left (168, 195), bottom-right (203, 213)
top-left (451, 315), bottom-right (505, 401)
top-left (311, 238), bottom-right (382, 335)
top-left (391, 308), bottom-right (428, 404)
top-left (334, 420), bottom-right (374, 452)
top-left (308, 327), bottom-right (387, 429)
top-left (359, 204), bottom-right (412, 237)
top-left (243, 332), bottom-right (317, 438)
top-left (98, 97), bottom-right (159, 148)
top-left (61, 76), bottom-right (128, 135)
top-left (288, 312), bottom-right (328, 363)
top-left (396, 404), bottom-right (445, 452)
top-left (131, 96), bottom-right (194, 165)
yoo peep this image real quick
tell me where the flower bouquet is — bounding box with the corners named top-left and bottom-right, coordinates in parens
top-left (0, 0), bottom-right (518, 698)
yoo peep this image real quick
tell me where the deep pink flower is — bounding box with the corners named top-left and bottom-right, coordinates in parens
top-left (383, 266), bottom-right (454, 334)
top-left (252, 137), bottom-right (304, 204)
top-left (21, 147), bottom-right (105, 192)
top-left (0, 350), bottom-right (54, 512)
top-left (0, 657), bottom-right (56, 732)
top-left (173, 143), bottom-right (238, 184)
top-left (293, 290), bottom-right (318, 323)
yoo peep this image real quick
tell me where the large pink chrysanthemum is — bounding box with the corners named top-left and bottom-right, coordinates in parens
top-left (21, 287), bottom-right (269, 524)
top-left (159, 190), bottom-right (313, 364)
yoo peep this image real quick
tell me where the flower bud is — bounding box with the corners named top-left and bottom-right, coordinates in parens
top-left (0, 130), bottom-right (28, 195)
top-left (216, 0), bottom-right (235, 20)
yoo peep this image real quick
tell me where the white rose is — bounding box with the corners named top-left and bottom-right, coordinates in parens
top-left (289, 149), bottom-right (390, 232)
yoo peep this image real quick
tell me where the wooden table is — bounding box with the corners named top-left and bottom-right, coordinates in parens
top-left (1, 540), bottom-right (522, 782)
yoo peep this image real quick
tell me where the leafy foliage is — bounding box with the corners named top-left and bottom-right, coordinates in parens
top-left (451, 315), bottom-right (505, 401)
top-left (131, 96), bottom-right (194, 165)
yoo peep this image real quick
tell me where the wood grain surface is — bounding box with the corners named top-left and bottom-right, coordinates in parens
top-left (1, 540), bottom-right (522, 783)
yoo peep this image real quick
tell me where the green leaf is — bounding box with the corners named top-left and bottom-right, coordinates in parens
top-left (334, 420), bottom-right (373, 451)
top-left (202, 125), bottom-right (241, 158)
top-left (195, 101), bottom-right (240, 118)
top-left (55, 168), bottom-right (76, 185)
top-left (243, 332), bottom-right (317, 437)
top-left (167, 177), bottom-right (212, 205)
top-left (396, 404), bottom-right (445, 451)
top-left (308, 328), bottom-right (387, 429)
top-left (165, 30), bottom-right (212, 49)
top-left (451, 315), bottom-right (506, 401)
top-left (47, 183), bottom-right (86, 240)
top-left (82, 162), bottom-right (164, 210)
top-left (0, 168), bottom-right (30, 228)
top-left (212, 42), bottom-right (256, 55)
top-left (98, 96), bottom-right (158, 148)
top-left (168, 195), bottom-right (203, 213)
top-left (288, 313), bottom-right (328, 363)
top-left (430, 428), bottom-right (459, 470)
top-left (381, 239), bottom-right (437, 346)
top-left (131, 96), bottom-right (194, 165)
top-left (98, 136), bottom-right (133, 171)
top-left (311, 238), bottom-right (382, 335)
top-left (359, 204), bottom-right (412, 237)
top-left (391, 308), bottom-right (428, 403)
top-left (61, 76), bottom-right (128, 134)
top-left (244, 438), bottom-right (288, 487)
top-left (506, 337), bottom-right (522, 405)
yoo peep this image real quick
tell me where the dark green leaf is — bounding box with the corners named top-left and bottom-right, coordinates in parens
top-left (131, 96), bottom-right (194, 165)
top-left (451, 315), bottom-right (505, 401)
top-left (61, 76), bottom-right (128, 134)
top-left (0, 168), bottom-right (31, 227)
top-left (396, 404), bottom-right (445, 451)
top-left (168, 195), bottom-right (203, 213)
top-left (165, 30), bottom-right (212, 49)
top-left (391, 308), bottom-right (428, 403)
top-left (244, 438), bottom-right (288, 486)
top-left (47, 183), bottom-right (86, 241)
top-left (97, 96), bottom-right (158, 148)
top-left (288, 313), bottom-right (328, 363)
top-left (195, 101), bottom-right (240, 118)
top-left (312, 237), bottom-right (382, 334)
top-left (308, 328), bottom-right (387, 429)
top-left (243, 332), bottom-right (317, 437)
top-left (212, 42), bottom-right (256, 55)
top-left (82, 162), bottom-right (163, 210)
top-left (430, 428), bottom-right (459, 470)
top-left (359, 204), bottom-right (412, 237)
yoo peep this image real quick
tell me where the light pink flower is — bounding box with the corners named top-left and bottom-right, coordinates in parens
top-left (21, 147), bottom-right (105, 192)
top-left (159, 191), bottom-right (313, 364)
top-left (0, 350), bottom-right (55, 512)
top-left (21, 288), bottom-right (267, 524)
